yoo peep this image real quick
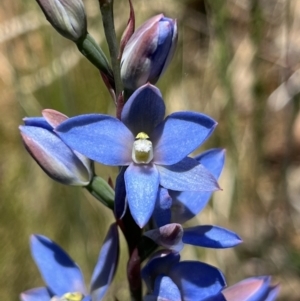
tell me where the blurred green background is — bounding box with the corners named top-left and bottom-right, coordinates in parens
top-left (0, 0), bottom-right (299, 300)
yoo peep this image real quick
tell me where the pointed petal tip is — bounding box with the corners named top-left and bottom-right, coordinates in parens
top-left (134, 212), bottom-right (153, 228)
top-left (210, 174), bottom-right (221, 191)
top-left (236, 239), bottom-right (243, 245)
top-left (135, 215), bottom-right (150, 228)
top-left (30, 234), bottom-right (39, 242)
top-left (135, 216), bottom-right (151, 229)
top-left (213, 148), bottom-right (226, 155)
top-left (137, 82), bottom-right (163, 97)
top-left (30, 234), bottom-right (49, 248)
top-left (137, 221), bottom-right (146, 228)
top-left (42, 109), bottom-right (68, 127)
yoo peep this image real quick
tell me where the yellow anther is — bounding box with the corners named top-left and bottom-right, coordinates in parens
top-left (61, 292), bottom-right (84, 301)
top-left (136, 132), bottom-right (149, 140)
top-left (132, 132), bottom-right (153, 164)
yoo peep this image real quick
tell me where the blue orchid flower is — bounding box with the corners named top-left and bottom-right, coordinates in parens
top-left (142, 251), bottom-right (279, 301)
top-left (19, 109), bottom-right (93, 186)
top-left (20, 223), bottom-right (119, 301)
top-left (142, 250), bottom-right (226, 301)
top-left (153, 148), bottom-right (226, 227)
top-left (56, 84), bottom-right (219, 227)
top-left (146, 275), bottom-right (279, 301)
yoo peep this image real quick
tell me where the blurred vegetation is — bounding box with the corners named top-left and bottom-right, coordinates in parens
top-left (0, 0), bottom-right (299, 300)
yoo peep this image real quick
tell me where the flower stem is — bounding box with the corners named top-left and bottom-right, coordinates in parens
top-left (118, 209), bottom-right (143, 301)
top-left (85, 176), bottom-right (115, 210)
top-left (76, 33), bottom-right (114, 87)
top-left (99, 0), bottom-right (123, 98)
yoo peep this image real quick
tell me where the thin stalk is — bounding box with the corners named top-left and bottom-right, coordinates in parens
top-left (118, 209), bottom-right (143, 301)
top-left (99, 0), bottom-right (123, 98)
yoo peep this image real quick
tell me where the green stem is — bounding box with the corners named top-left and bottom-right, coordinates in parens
top-left (76, 33), bottom-right (114, 87)
top-left (99, 0), bottom-right (123, 97)
top-left (85, 176), bottom-right (115, 210)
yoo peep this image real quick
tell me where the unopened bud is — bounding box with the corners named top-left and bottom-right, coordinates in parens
top-left (144, 223), bottom-right (184, 252)
top-left (19, 109), bottom-right (93, 186)
top-left (121, 14), bottom-right (177, 91)
top-left (36, 0), bottom-right (87, 42)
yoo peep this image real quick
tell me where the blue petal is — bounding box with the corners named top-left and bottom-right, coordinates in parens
top-left (194, 148), bottom-right (225, 178)
top-left (153, 187), bottom-right (172, 227)
top-left (170, 149), bottom-right (225, 224)
top-left (182, 225), bottom-right (242, 249)
top-left (20, 287), bottom-right (51, 301)
top-left (148, 19), bottom-right (173, 83)
top-left (222, 276), bottom-right (274, 301)
top-left (153, 112), bottom-right (217, 165)
top-left (125, 163), bottom-right (160, 227)
top-left (121, 84), bottom-right (165, 136)
top-left (56, 114), bottom-right (134, 166)
top-left (169, 261), bottom-right (226, 301)
top-left (23, 117), bottom-right (53, 130)
top-left (144, 276), bottom-right (182, 301)
top-left (159, 18), bottom-right (177, 77)
top-left (19, 126), bottom-right (90, 185)
top-left (265, 286), bottom-right (280, 301)
top-left (114, 167), bottom-right (127, 219)
top-left (90, 223), bottom-right (119, 301)
top-left (142, 251), bottom-right (180, 291)
top-left (170, 190), bottom-right (208, 224)
top-left (30, 235), bottom-right (86, 296)
top-left (202, 293), bottom-right (226, 301)
top-left (157, 157), bottom-right (219, 192)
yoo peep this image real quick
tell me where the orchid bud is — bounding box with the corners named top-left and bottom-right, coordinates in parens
top-left (36, 1), bottom-right (114, 82)
top-left (144, 223), bottom-right (184, 252)
top-left (36, 0), bottom-right (87, 42)
top-left (19, 109), bottom-right (93, 186)
top-left (121, 14), bottom-right (177, 91)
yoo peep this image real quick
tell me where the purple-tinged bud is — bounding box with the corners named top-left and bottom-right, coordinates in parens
top-left (20, 109), bottom-right (93, 186)
top-left (144, 223), bottom-right (184, 252)
top-left (121, 14), bottom-right (178, 91)
top-left (118, 0), bottom-right (135, 60)
top-left (36, 0), bottom-right (87, 42)
top-left (222, 276), bottom-right (279, 301)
